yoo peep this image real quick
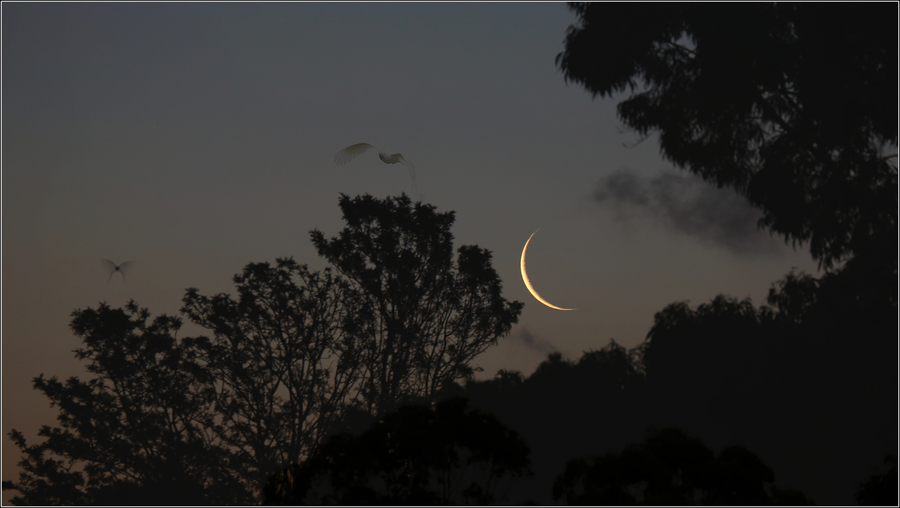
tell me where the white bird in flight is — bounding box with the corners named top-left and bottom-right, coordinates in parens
top-left (334, 143), bottom-right (417, 192)
top-left (102, 259), bottom-right (132, 283)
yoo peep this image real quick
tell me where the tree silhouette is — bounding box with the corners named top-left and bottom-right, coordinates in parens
top-left (455, 341), bottom-right (653, 506)
top-left (310, 193), bottom-right (524, 416)
top-left (4, 194), bottom-right (523, 504)
top-left (855, 454), bottom-right (898, 506)
top-left (263, 397), bottom-right (532, 505)
top-left (552, 427), bottom-right (813, 505)
top-left (553, 10), bottom-right (897, 501)
top-left (87, 475), bottom-right (206, 506)
top-left (447, 263), bottom-right (895, 505)
top-left (557, 2), bottom-right (897, 272)
top-left (638, 272), bottom-right (895, 506)
top-left (2, 302), bottom-right (250, 505)
top-left (179, 258), bottom-right (362, 499)
top-left (642, 295), bottom-right (782, 412)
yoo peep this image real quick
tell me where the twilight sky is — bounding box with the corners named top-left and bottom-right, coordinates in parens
top-left (2, 2), bottom-right (821, 497)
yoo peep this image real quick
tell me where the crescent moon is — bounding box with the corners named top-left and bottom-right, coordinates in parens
top-left (520, 230), bottom-right (576, 311)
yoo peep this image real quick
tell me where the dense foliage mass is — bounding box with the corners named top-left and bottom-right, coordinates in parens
top-left (558, 2), bottom-right (897, 273)
top-left (264, 397), bottom-right (531, 505)
top-left (553, 428), bottom-right (812, 505)
top-left (451, 266), bottom-right (895, 504)
top-left (547, 10), bottom-right (897, 500)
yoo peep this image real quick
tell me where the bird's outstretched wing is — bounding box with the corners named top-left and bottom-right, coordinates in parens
top-left (334, 143), bottom-right (377, 165)
top-left (102, 259), bottom-right (118, 274)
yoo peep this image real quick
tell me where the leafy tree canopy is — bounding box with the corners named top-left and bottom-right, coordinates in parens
top-left (311, 193), bottom-right (524, 415)
top-left (454, 264), bottom-right (894, 505)
top-left (557, 2), bottom-right (898, 271)
top-left (552, 427), bottom-right (813, 505)
top-left (2, 302), bottom-right (249, 505)
top-left (264, 397), bottom-right (532, 505)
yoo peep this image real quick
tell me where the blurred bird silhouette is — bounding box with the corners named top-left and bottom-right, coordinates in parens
top-left (334, 143), bottom-right (417, 191)
top-left (102, 259), bottom-right (132, 283)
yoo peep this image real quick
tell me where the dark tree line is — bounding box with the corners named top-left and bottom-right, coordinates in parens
top-left (553, 428), bottom-right (812, 505)
top-left (445, 268), bottom-right (895, 505)
top-left (264, 397), bottom-right (531, 505)
top-left (270, 259), bottom-right (896, 505)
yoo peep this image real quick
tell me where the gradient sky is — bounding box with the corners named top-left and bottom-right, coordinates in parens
top-left (2, 2), bottom-right (821, 498)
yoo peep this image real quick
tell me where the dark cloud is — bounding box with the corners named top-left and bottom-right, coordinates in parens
top-left (511, 327), bottom-right (559, 356)
top-left (593, 169), bottom-right (649, 206)
top-left (594, 168), bottom-right (777, 254)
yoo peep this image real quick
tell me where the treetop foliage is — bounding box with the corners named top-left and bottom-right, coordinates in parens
top-left (558, 2), bottom-right (898, 270)
top-left (310, 193), bottom-right (523, 415)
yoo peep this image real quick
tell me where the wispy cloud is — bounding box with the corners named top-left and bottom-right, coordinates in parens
top-left (511, 327), bottom-right (559, 356)
top-left (594, 168), bottom-right (778, 254)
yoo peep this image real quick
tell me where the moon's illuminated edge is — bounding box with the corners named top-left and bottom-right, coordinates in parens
top-left (520, 230), bottom-right (576, 311)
